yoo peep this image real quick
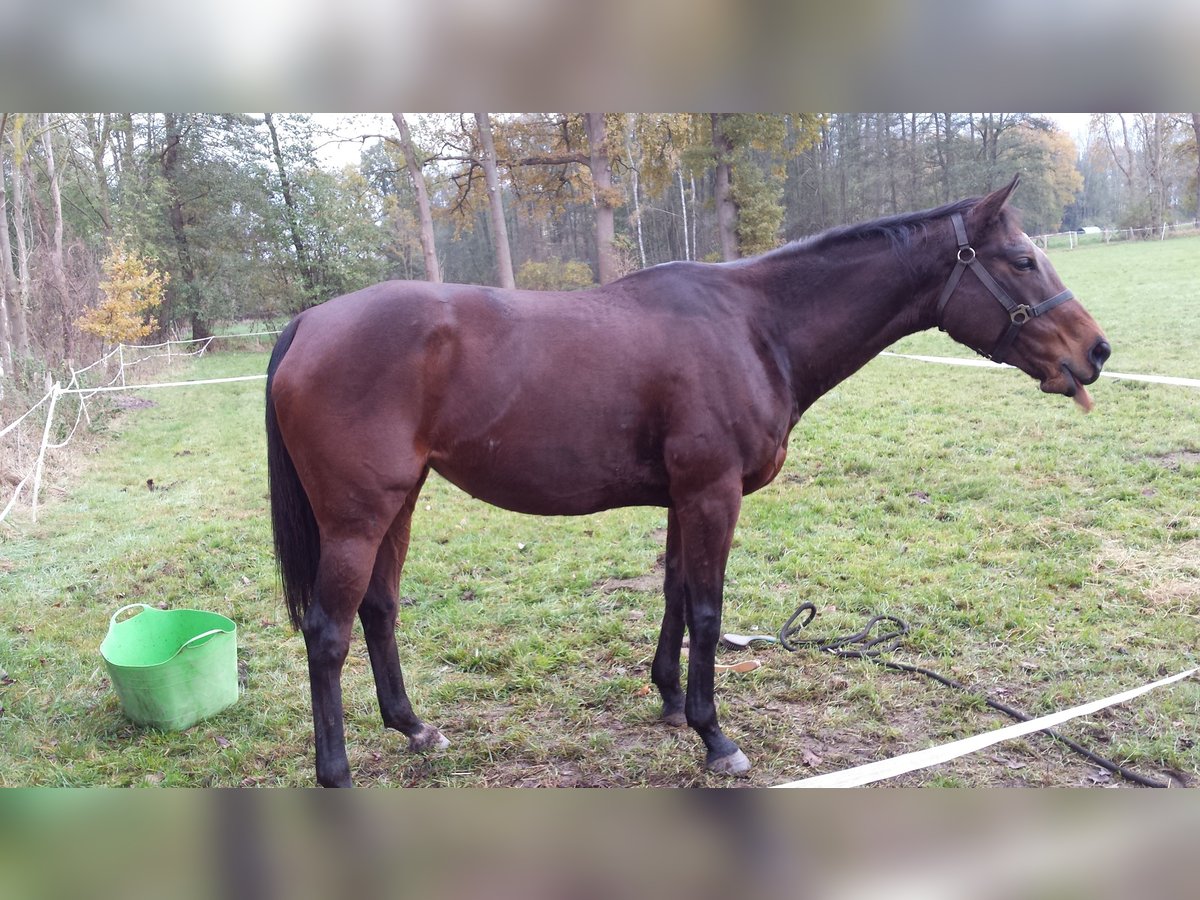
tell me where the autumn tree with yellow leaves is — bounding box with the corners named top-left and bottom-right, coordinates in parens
top-left (75, 243), bottom-right (168, 346)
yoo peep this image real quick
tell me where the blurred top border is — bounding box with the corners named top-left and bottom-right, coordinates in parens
top-left (0, 0), bottom-right (1197, 110)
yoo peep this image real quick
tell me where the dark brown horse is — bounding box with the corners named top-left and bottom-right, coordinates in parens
top-left (266, 176), bottom-right (1109, 786)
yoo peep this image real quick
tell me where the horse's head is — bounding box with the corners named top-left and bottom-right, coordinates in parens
top-left (935, 175), bottom-right (1110, 411)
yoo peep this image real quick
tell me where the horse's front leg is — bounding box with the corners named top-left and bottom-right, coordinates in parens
top-left (652, 508), bottom-right (687, 726)
top-left (672, 477), bottom-right (750, 777)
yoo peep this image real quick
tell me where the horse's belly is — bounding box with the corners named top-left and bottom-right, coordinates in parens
top-left (429, 444), bottom-right (669, 516)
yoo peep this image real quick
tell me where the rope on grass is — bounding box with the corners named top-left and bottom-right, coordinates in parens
top-left (772, 602), bottom-right (1192, 788)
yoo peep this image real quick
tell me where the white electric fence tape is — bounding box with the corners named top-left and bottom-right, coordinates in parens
top-left (773, 664), bottom-right (1199, 788)
top-left (58, 374), bottom-right (266, 394)
top-left (881, 351), bottom-right (1200, 388)
top-left (1, 331), bottom-right (278, 524)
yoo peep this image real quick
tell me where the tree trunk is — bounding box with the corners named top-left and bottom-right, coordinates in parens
top-left (712, 114), bottom-right (739, 260)
top-left (623, 116), bottom-right (646, 269)
top-left (265, 112), bottom-right (319, 301)
top-left (677, 169), bottom-right (690, 261)
top-left (41, 115), bottom-right (75, 363)
top-left (82, 113), bottom-right (113, 233)
top-left (0, 113), bottom-right (27, 365)
top-left (690, 172), bottom-right (699, 260)
top-left (474, 113), bottom-right (515, 289)
top-left (161, 113), bottom-right (202, 337)
top-left (584, 113), bottom-right (618, 283)
top-left (1192, 114), bottom-right (1200, 223)
top-left (11, 135), bottom-right (33, 360)
top-left (391, 113), bottom-right (441, 283)
top-left (117, 114), bottom-right (136, 178)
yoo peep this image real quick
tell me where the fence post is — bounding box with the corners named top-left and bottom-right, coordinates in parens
top-left (118, 344), bottom-right (126, 387)
top-left (31, 382), bottom-right (62, 523)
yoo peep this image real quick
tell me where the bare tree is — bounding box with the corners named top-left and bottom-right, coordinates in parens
top-left (391, 114), bottom-right (441, 283)
top-left (474, 113), bottom-right (515, 289)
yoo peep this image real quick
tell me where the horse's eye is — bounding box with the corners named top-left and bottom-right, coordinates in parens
top-left (1014, 257), bottom-right (1036, 271)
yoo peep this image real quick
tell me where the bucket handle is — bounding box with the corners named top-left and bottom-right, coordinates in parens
top-left (179, 628), bottom-right (229, 652)
top-left (110, 603), bottom-right (156, 627)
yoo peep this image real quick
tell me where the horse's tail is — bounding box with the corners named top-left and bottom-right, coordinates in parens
top-left (265, 317), bottom-right (319, 631)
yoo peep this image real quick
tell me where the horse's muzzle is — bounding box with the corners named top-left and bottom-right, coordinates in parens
top-left (1086, 339), bottom-right (1112, 383)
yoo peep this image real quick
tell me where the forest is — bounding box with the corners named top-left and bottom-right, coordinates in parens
top-left (1, 112), bottom-right (1198, 381)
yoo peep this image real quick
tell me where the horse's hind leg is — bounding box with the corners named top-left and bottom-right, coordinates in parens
top-left (303, 532), bottom-right (382, 788)
top-left (358, 472), bottom-right (449, 755)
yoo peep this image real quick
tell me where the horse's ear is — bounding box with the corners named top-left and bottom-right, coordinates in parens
top-left (969, 174), bottom-right (1020, 229)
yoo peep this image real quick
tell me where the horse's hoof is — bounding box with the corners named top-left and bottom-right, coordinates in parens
top-left (408, 725), bottom-right (450, 753)
top-left (662, 709), bottom-right (687, 727)
top-left (707, 749), bottom-right (751, 777)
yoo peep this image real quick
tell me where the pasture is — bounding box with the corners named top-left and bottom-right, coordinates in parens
top-left (1, 236), bottom-right (1197, 787)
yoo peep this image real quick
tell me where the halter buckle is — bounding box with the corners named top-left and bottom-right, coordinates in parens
top-left (956, 246), bottom-right (976, 264)
top-left (1009, 305), bottom-right (1031, 325)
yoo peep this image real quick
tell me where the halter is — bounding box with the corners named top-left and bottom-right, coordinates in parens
top-left (934, 212), bottom-right (1074, 364)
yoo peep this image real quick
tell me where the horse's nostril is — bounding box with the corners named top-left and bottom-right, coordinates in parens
top-left (1090, 339), bottom-right (1112, 370)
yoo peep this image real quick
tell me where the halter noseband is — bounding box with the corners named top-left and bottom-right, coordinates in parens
top-left (934, 212), bottom-right (1074, 364)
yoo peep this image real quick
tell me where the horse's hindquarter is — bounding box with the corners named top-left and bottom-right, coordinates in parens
top-left (274, 276), bottom-right (795, 519)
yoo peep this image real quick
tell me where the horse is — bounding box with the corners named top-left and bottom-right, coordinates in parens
top-left (265, 175), bottom-right (1110, 786)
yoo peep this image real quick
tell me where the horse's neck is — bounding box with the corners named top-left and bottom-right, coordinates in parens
top-left (757, 242), bottom-right (938, 410)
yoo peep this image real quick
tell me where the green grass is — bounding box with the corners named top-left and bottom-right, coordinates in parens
top-left (2, 236), bottom-right (1198, 787)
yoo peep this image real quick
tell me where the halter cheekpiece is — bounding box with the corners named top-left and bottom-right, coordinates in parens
top-left (934, 212), bottom-right (1074, 364)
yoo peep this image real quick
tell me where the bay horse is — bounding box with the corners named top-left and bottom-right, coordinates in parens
top-left (266, 175), bottom-right (1110, 786)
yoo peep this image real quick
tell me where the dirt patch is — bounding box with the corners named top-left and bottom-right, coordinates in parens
top-left (1148, 449), bottom-right (1200, 470)
top-left (111, 394), bottom-right (157, 410)
top-left (596, 573), bottom-right (662, 594)
top-left (595, 555), bottom-right (665, 595)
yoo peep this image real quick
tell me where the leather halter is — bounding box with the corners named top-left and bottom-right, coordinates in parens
top-left (935, 212), bottom-right (1074, 364)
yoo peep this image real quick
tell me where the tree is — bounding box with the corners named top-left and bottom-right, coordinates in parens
top-left (694, 114), bottom-right (821, 258)
top-left (40, 115), bottom-right (75, 360)
top-left (75, 242), bottom-right (167, 344)
top-left (0, 113), bottom-right (26, 367)
top-left (391, 114), bottom-right (441, 282)
top-left (1192, 114), bottom-right (1200, 222)
top-left (583, 113), bottom-right (619, 283)
top-left (264, 112), bottom-right (319, 302)
top-left (160, 113), bottom-right (202, 336)
top-left (474, 113), bottom-right (515, 288)
top-left (710, 114), bottom-right (739, 260)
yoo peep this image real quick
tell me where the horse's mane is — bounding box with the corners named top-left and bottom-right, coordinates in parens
top-left (758, 196), bottom-right (985, 265)
top-left (813, 197), bottom-right (979, 251)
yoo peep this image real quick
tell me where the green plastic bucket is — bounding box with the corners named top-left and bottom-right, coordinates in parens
top-left (100, 603), bottom-right (238, 731)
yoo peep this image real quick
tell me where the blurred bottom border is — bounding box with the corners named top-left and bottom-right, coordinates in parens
top-left (1, 788), bottom-right (1195, 900)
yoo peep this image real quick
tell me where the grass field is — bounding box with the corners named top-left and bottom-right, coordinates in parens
top-left (2, 237), bottom-right (1198, 787)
